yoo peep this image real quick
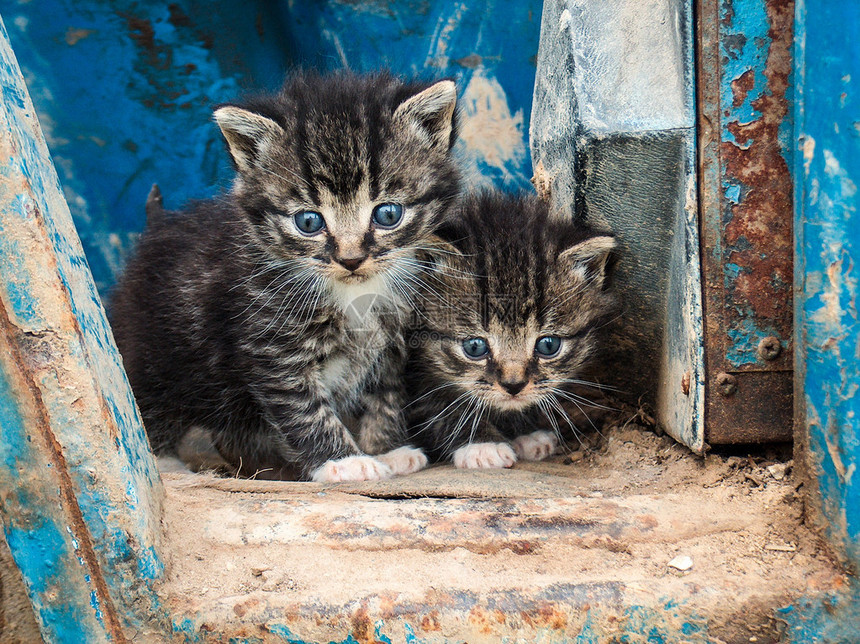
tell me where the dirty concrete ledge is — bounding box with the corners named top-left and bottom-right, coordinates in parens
top-left (157, 425), bottom-right (846, 644)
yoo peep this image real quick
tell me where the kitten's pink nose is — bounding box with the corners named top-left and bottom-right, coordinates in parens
top-left (335, 254), bottom-right (367, 272)
top-left (501, 380), bottom-right (527, 396)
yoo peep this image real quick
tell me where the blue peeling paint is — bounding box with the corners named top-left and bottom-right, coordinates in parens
top-left (790, 0), bottom-right (860, 639)
top-left (726, 316), bottom-right (785, 367)
top-left (781, 584), bottom-right (860, 643)
top-left (723, 182), bottom-right (741, 204)
top-left (794, 0), bottom-right (860, 570)
top-left (374, 621), bottom-right (393, 644)
top-left (0, 16), bottom-right (168, 639)
top-left (719, 0), bottom-right (770, 143)
top-left (260, 625), bottom-right (369, 644)
top-left (403, 622), bottom-right (421, 644)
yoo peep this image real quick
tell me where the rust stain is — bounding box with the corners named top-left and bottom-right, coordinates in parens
top-left (350, 605), bottom-right (378, 644)
top-left (721, 0), bottom-right (794, 347)
top-left (731, 68), bottom-right (755, 108)
top-left (64, 28), bottom-right (94, 46)
top-left (420, 610), bottom-right (441, 632)
top-left (681, 371), bottom-right (691, 395)
top-left (521, 603), bottom-right (569, 630)
top-left (468, 606), bottom-right (497, 635)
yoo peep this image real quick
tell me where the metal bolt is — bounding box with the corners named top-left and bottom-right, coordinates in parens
top-left (758, 336), bottom-right (782, 361)
top-left (715, 372), bottom-right (737, 397)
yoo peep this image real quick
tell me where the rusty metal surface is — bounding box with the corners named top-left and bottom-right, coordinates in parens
top-left (697, 0), bottom-right (794, 444)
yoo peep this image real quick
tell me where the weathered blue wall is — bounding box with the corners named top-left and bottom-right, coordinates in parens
top-left (788, 0), bottom-right (860, 639)
top-left (1, 0), bottom-right (541, 295)
top-left (793, 0), bottom-right (860, 570)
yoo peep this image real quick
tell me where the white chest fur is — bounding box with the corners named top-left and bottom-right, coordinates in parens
top-left (327, 274), bottom-right (395, 331)
top-left (318, 275), bottom-right (400, 404)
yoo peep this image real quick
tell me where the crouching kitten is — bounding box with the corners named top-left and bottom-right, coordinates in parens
top-left (111, 72), bottom-right (460, 481)
top-left (406, 191), bottom-right (617, 468)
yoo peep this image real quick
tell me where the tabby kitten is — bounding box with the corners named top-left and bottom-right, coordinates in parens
top-left (111, 72), bottom-right (460, 482)
top-left (406, 191), bottom-right (617, 468)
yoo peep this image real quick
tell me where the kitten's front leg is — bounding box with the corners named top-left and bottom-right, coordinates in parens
top-left (252, 366), bottom-right (392, 482)
top-left (356, 355), bottom-right (428, 476)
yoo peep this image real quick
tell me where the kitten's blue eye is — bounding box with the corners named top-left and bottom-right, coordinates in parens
top-left (372, 203), bottom-right (404, 228)
top-left (462, 337), bottom-right (489, 359)
top-left (294, 210), bottom-right (325, 235)
top-left (535, 336), bottom-right (562, 357)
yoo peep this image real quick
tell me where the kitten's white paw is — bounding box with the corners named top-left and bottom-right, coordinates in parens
top-left (512, 430), bottom-right (560, 461)
top-left (156, 455), bottom-right (193, 474)
top-left (311, 456), bottom-right (393, 482)
top-left (452, 442), bottom-right (517, 469)
top-left (377, 446), bottom-right (428, 476)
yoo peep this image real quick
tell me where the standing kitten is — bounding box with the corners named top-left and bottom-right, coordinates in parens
top-left (406, 191), bottom-right (617, 468)
top-left (111, 72), bottom-right (460, 481)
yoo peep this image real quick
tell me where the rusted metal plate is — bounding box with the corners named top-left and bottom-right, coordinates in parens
top-left (697, 0), bottom-right (794, 443)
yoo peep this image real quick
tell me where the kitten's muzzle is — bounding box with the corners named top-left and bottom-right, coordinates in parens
top-left (334, 253), bottom-right (368, 272)
top-left (500, 380), bottom-right (527, 396)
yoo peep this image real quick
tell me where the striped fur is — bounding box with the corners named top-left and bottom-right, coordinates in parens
top-left (111, 72), bottom-right (460, 480)
top-left (406, 190), bottom-right (618, 466)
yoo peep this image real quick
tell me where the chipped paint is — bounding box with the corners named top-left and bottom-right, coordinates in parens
top-left (172, 592), bottom-right (719, 643)
top-left (2, 0), bottom-right (288, 295)
top-left (456, 72), bottom-right (527, 188)
top-left (718, 0), bottom-right (794, 371)
top-left (794, 0), bottom-right (860, 570)
top-left (658, 162), bottom-right (706, 454)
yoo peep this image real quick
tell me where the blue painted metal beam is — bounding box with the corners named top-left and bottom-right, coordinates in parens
top-left (793, 0), bottom-right (860, 575)
top-left (788, 0), bottom-right (860, 638)
top-left (0, 17), bottom-right (166, 642)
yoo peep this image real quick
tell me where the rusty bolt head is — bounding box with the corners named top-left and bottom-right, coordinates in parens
top-left (715, 372), bottom-right (738, 397)
top-left (681, 372), bottom-right (691, 396)
top-left (758, 336), bottom-right (782, 361)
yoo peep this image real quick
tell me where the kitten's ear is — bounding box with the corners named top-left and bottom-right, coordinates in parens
top-left (394, 80), bottom-right (458, 152)
top-left (558, 235), bottom-right (617, 289)
top-left (214, 106), bottom-right (285, 172)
